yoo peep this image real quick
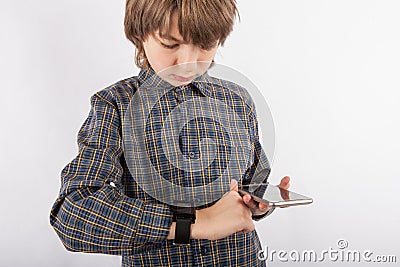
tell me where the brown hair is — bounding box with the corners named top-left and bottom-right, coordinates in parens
top-left (124, 0), bottom-right (239, 69)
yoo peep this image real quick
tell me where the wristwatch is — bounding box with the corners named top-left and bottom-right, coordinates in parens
top-left (171, 200), bottom-right (196, 245)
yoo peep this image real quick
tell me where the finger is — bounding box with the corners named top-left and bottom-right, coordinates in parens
top-left (280, 186), bottom-right (290, 200)
top-left (230, 179), bottom-right (238, 192)
top-left (280, 176), bottom-right (290, 185)
top-left (243, 196), bottom-right (270, 216)
top-left (253, 202), bottom-right (269, 215)
top-left (223, 179), bottom-right (238, 197)
top-left (279, 176), bottom-right (291, 189)
top-left (258, 202), bottom-right (269, 211)
top-left (242, 194), bottom-right (258, 210)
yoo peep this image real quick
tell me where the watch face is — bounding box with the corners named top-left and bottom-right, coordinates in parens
top-left (171, 202), bottom-right (196, 216)
top-left (173, 206), bottom-right (195, 214)
top-left (173, 200), bottom-right (195, 208)
top-left (171, 200), bottom-right (196, 223)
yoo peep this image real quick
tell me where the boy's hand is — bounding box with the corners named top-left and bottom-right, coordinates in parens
top-left (242, 176), bottom-right (291, 216)
top-left (190, 179), bottom-right (255, 240)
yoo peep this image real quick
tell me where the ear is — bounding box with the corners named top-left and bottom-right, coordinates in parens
top-left (209, 59), bottom-right (216, 69)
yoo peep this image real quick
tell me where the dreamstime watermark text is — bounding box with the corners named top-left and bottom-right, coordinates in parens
top-left (258, 239), bottom-right (397, 263)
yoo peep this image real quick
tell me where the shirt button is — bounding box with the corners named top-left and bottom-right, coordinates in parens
top-left (189, 152), bottom-right (196, 158)
top-left (200, 246), bottom-right (209, 255)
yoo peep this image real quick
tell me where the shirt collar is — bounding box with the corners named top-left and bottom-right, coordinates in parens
top-left (137, 67), bottom-right (214, 97)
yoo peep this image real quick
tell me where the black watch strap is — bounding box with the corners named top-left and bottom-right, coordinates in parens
top-left (171, 201), bottom-right (196, 245)
top-left (174, 216), bottom-right (192, 244)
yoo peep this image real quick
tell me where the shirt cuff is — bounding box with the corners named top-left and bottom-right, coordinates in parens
top-left (252, 206), bottom-right (276, 221)
top-left (134, 202), bottom-right (173, 244)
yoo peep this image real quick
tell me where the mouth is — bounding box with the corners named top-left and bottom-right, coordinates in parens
top-left (171, 74), bottom-right (195, 83)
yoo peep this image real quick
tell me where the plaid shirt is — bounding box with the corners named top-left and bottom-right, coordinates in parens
top-left (50, 67), bottom-right (271, 267)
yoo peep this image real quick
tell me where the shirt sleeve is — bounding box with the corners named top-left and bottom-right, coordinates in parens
top-left (248, 139), bottom-right (274, 221)
top-left (242, 104), bottom-right (273, 221)
top-left (49, 92), bottom-right (173, 255)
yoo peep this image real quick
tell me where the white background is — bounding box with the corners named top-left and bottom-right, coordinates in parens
top-left (1, 0), bottom-right (399, 266)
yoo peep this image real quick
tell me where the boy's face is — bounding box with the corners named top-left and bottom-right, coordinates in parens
top-left (142, 13), bottom-right (219, 86)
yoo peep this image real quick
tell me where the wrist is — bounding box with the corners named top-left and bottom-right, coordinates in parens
top-left (190, 222), bottom-right (198, 239)
top-left (167, 222), bottom-right (176, 240)
top-left (190, 209), bottom-right (206, 239)
top-left (169, 210), bottom-right (202, 240)
top-left (170, 201), bottom-right (196, 244)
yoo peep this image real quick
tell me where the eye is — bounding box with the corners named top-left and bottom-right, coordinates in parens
top-left (161, 42), bottom-right (179, 49)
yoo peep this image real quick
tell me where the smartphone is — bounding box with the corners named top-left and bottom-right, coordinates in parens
top-left (238, 182), bottom-right (313, 207)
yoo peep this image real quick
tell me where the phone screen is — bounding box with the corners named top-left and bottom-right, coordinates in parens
top-left (239, 183), bottom-right (313, 207)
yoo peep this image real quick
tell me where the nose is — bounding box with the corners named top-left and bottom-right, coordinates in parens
top-left (175, 45), bottom-right (200, 72)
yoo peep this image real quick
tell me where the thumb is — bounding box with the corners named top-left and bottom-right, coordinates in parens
top-left (230, 179), bottom-right (238, 192)
top-left (223, 179), bottom-right (239, 198)
top-left (279, 176), bottom-right (291, 190)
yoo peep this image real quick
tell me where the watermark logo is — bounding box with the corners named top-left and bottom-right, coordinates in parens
top-left (258, 239), bottom-right (397, 263)
top-left (336, 239), bottom-right (348, 250)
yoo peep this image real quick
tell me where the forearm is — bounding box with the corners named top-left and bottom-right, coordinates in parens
top-left (51, 185), bottom-right (173, 254)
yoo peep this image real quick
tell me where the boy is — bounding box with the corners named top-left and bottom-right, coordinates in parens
top-left (50, 0), bottom-right (290, 266)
